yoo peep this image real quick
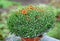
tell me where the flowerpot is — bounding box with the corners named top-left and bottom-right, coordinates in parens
top-left (21, 37), bottom-right (42, 41)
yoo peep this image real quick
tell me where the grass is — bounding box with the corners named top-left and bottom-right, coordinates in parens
top-left (48, 22), bottom-right (60, 39)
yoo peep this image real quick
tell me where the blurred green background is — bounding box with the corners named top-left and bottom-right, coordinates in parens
top-left (0, 0), bottom-right (60, 40)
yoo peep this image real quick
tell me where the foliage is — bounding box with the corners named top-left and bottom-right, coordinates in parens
top-left (56, 9), bottom-right (60, 16)
top-left (0, 0), bottom-right (22, 9)
top-left (7, 5), bottom-right (56, 38)
top-left (38, 4), bottom-right (57, 16)
top-left (48, 22), bottom-right (60, 39)
top-left (0, 23), bottom-right (9, 39)
top-left (0, 13), bottom-right (9, 40)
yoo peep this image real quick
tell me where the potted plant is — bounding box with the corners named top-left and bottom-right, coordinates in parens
top-left (7, 5), bottom-right (56, 41)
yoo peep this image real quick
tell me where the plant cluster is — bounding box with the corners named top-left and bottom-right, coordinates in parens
top-left (7, 5), bottom-right (56, 38)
